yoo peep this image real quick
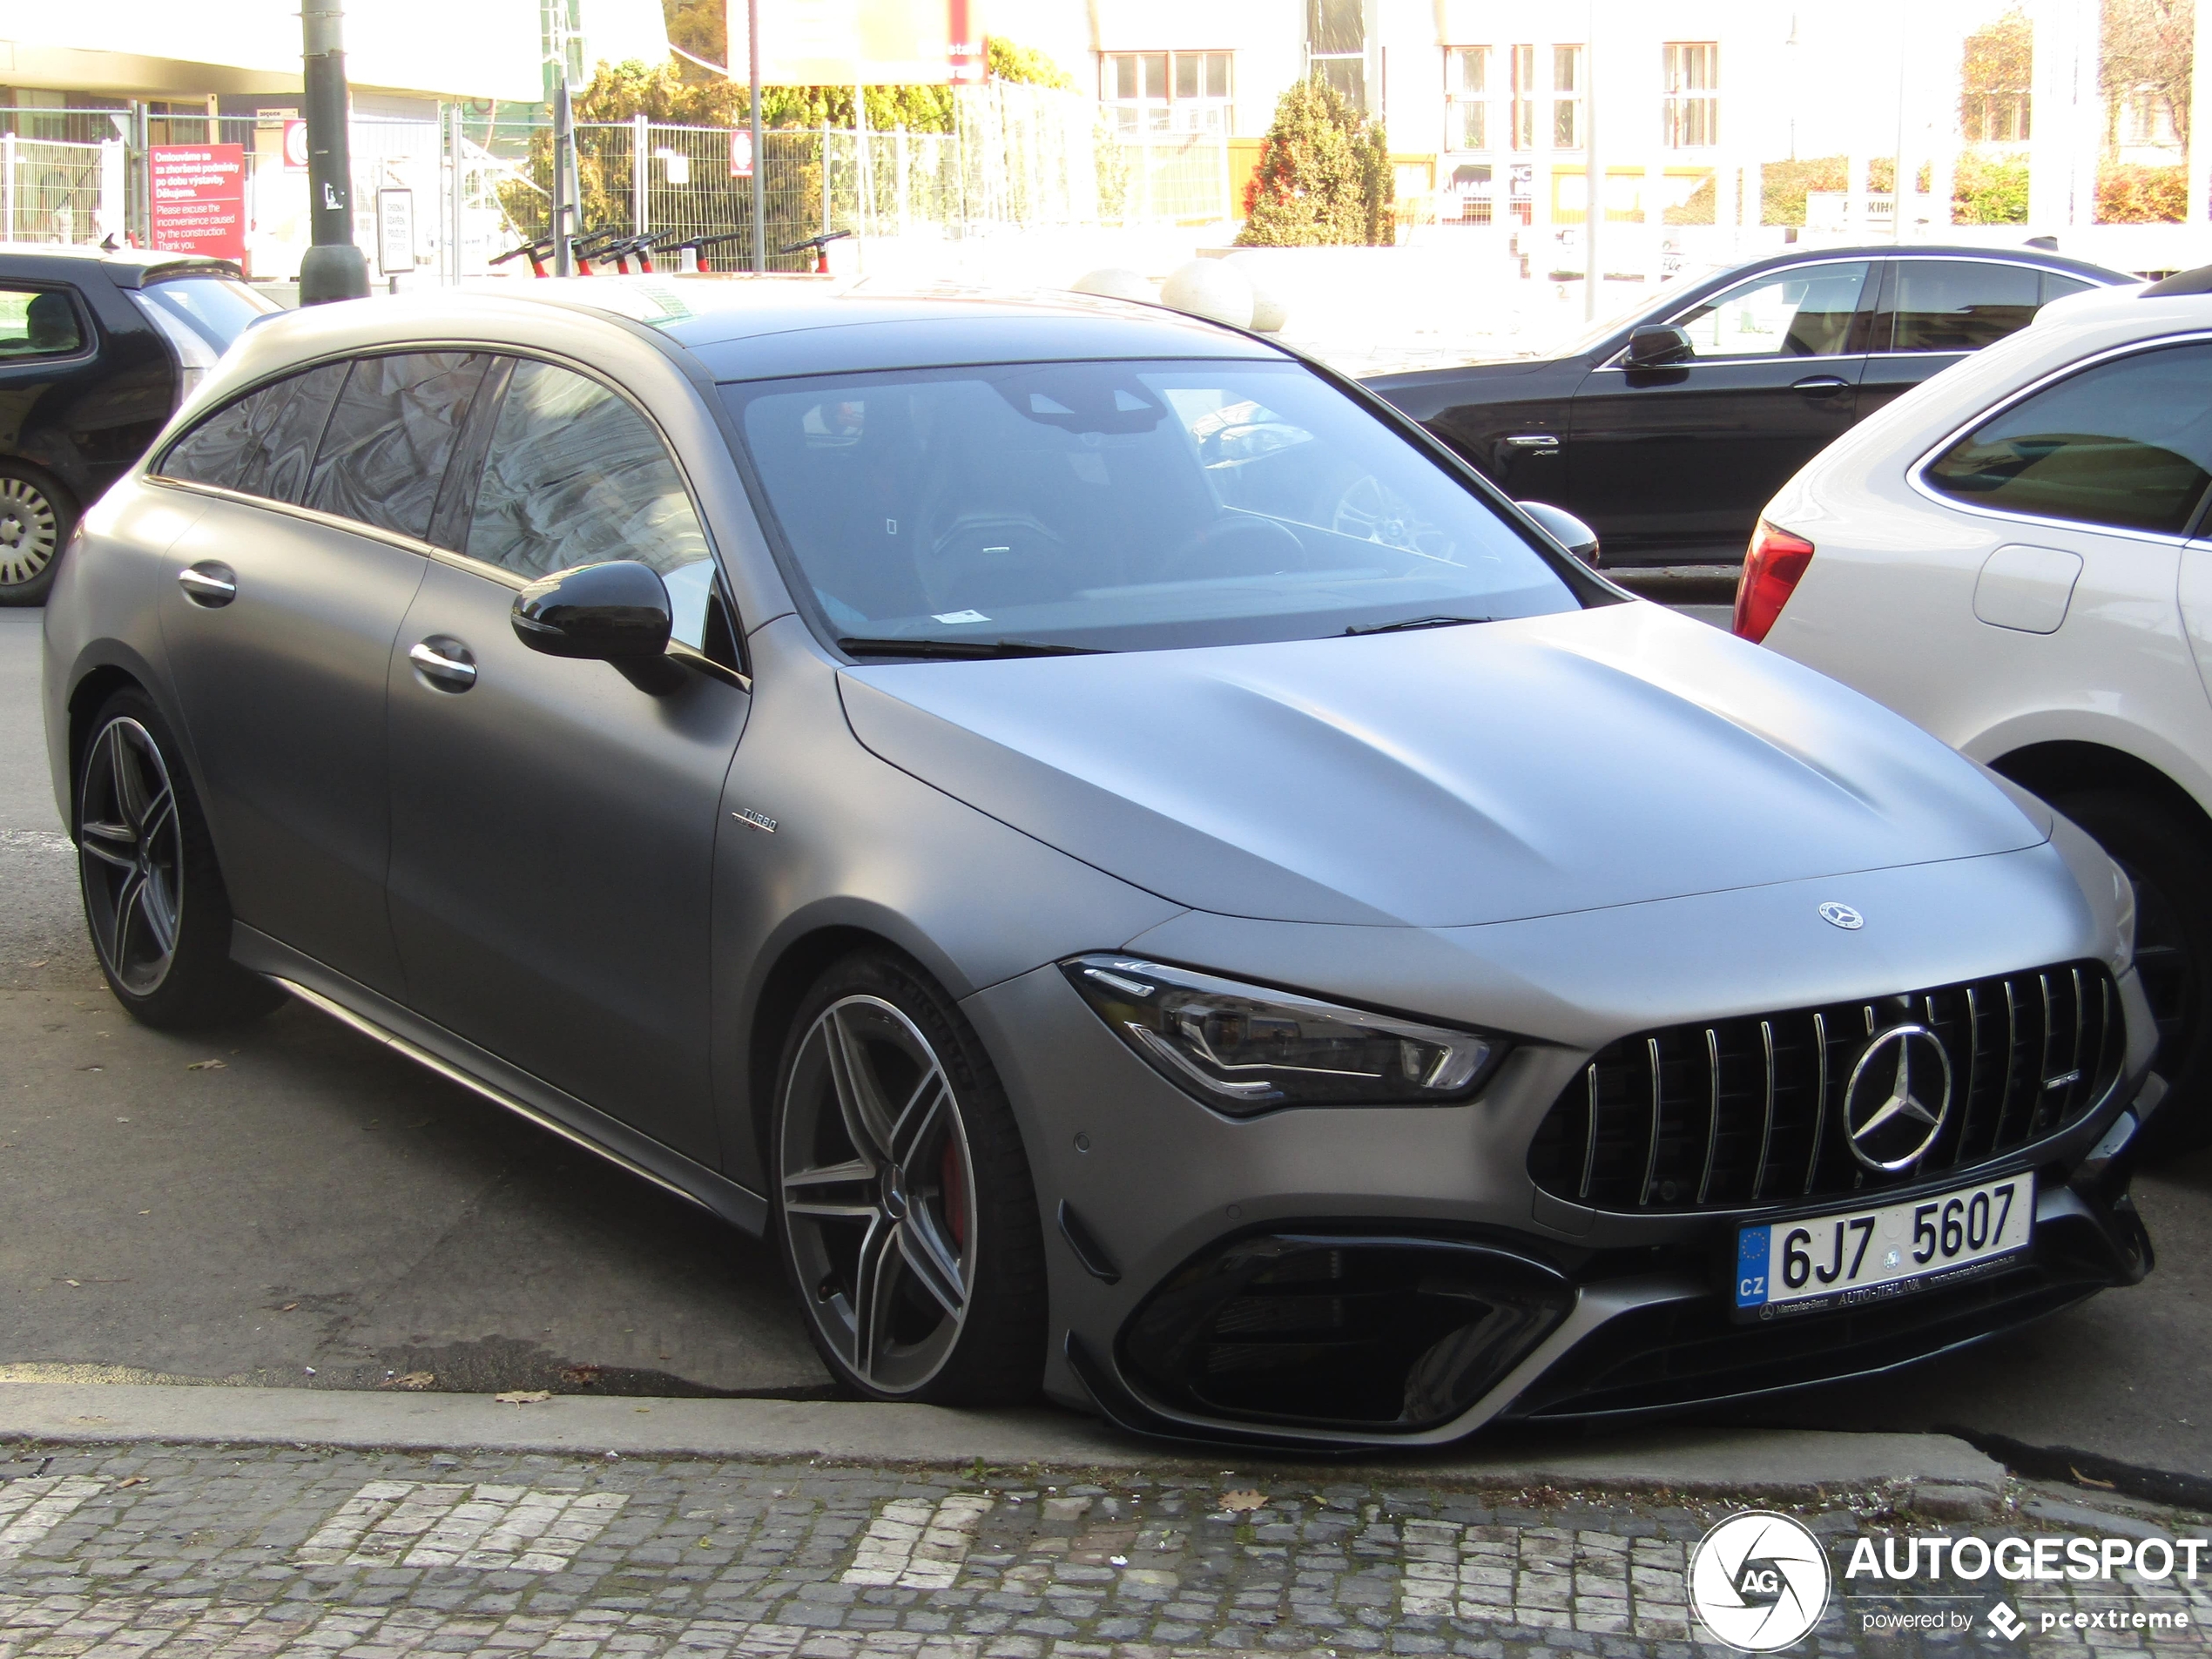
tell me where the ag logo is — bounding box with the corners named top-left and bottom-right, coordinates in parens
top-left (1688, 1510), bottom-right (1832, 1651)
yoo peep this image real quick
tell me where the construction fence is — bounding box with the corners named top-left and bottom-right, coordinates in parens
top-left (0, 84), bottom-right (1235, 284)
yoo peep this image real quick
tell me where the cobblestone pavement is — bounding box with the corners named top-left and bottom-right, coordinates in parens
top-left (0, 1440), bottom-right (2209, 1658)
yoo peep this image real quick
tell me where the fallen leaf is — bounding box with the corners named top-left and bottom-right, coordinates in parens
top-left (185, 1059), bottom-right (226, 1071)
top-left (380, 1372), bottom-right (435, 1392)
top-left (2071, 1467), bottom-right (2118, 1490)
top-left (62, 1278), bottom-right (79, 1287)
top-left (278, 1303), bottom-right (299, 1312)
top-left (114, 1476), bottom-right (145, 1488)
top-left (1218, 1489), bottom-right (1267, 1513)
top-left (494, 1389), bottom-right (551, 1405)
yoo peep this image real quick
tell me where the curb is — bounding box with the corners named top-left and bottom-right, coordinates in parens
top-left (0, 1382), bottom-right (2004, 1502)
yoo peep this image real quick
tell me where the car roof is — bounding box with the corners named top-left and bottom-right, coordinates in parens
top-left (1722, 242), bottom-right (2131, 282)
top-left (462, 276), bottom-right (1285, 380)
top-left (0, 243), bottom-right (245, 287)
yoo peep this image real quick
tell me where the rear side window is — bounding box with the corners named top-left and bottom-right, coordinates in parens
top-left (466, 359), bottom-right (717, 647)
top-left (1923, 341), bottom-right (2212, 534)
top-left (157, 362), bottom-right (345, 500)
top-left (0, 287), bottom-right (84, 358)
top-left (1885, 260), bottom-right (2043, 353)
top-left (136, 275), bottom-right (281, 355)
top-left (303, 353), bottom-right (493, 542)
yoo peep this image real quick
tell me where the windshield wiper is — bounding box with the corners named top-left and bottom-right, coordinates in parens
top-left (1343, 614), bottom-right (1494, 636)
top-left (837, 636), bottom-right (1108, 660)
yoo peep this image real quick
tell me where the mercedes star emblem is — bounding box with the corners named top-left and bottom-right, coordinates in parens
top-left (1817, 901), bottom-right (1864, 930)
top-left (1842, 1023), bottom-right (1953, 1171)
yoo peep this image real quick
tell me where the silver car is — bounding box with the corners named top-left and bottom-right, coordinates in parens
top-left (41, 282), bottom-right (2161, 1447)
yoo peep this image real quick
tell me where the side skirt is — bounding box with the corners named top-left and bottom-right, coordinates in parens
top-left (233, 923), bottom-right (768, 1237)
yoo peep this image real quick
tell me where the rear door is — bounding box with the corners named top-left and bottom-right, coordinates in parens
top-left (1566, 259), bottom-right (1872, 563)
top-left (1858, 258), bottom-right (2096, 420)
top-left (384, 356), bottom-right (750, 1164)
top-left (155, 353), bottom-right (491, 995)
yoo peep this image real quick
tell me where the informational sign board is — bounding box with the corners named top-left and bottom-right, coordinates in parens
top-left (728, 130), bottom-right (754, 179)
top-left (283, 120), bottom-right (309, 171)
top-left (375, 188), bottom-right (415, 276)
top-left (737, 0), bottom-right (985, 85)
top-left (149, 145), bottom-right (247, 262)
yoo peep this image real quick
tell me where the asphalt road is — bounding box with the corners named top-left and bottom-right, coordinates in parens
top-left (3, 604), bottom-right (2206, 1491)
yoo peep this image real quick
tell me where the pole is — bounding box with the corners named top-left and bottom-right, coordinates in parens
top-left (748, 0), bottom-right (765, 273)
top-left (1583, 2), bottom-right (1599, 319)
top-left (632, 110), bottom-right (649, 238)
top-left (448, 102), bottom-right (464, 282)
top-left (300, 0), bottom-right (370, 302)
top-left (552, 80), bottom-right (577, 275)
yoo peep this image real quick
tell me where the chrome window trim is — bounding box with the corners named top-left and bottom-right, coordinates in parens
top-left (1903, 327), bottom-right (2212, 546)
top-left (1595, 258), bottom-right (1877, 370)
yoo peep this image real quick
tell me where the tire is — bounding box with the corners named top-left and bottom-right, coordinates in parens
top-left (75, 689), bottom-right (284, 1030)
top-left (2049, 787), bottom-right (2212, 1153)
top-left (0, 462), bottom-right (76, 607)
top-left (771, 948), bottom-right (1047, 1404)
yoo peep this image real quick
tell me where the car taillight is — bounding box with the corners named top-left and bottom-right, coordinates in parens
top-left (1733, 521), bottom-right (1815, 644)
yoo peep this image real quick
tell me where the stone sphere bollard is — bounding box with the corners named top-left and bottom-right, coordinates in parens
top-left (1160, 259), bottom-right (1254, 328)
top-left (1070, 266), bottom-right (1154, 303)
top-left (1246, 278), bottom-right (1288, 333)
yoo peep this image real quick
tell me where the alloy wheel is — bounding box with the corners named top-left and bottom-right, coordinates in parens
top-left (0, 475), bottom-right (59, 590)
top-left (779, 995), bottom-right (978, 1394)
top-left (78, 717), bottom-right (184, 996)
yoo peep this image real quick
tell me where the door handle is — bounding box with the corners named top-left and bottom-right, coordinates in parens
top-left (176, 561), bottom-right (236, 607)
top-left (1791, 375), bottom-right (1851, 395)
top-left (408, 637), bottom-right (477, 691)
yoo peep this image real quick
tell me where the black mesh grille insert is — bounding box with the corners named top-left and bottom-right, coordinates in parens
top-left (1527, 962), bottom-right (2121, 1212)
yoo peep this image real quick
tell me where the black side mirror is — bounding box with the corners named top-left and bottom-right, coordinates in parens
top-left (1624, 324), bottom-right (1693, 369)
top-left (1516, 500), bottom-right (1601, 568)
top-left (512, 560), bottom-right (685, 694)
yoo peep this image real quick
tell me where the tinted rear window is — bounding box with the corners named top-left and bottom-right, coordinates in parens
top-left (1923, 341), bottom-right (2212, 534)
top-left (302, 353), bottom-right (492, 542)
top-left (157, 361), bottom-right (344, 501)
top-left (1887, 260), bottom-right (2043, 353)
top-left (137, 275), bottom-right (282, 354)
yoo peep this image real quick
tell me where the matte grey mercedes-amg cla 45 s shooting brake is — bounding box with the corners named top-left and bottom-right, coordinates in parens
top-left (41, 281), bottom-right (2162, 1447)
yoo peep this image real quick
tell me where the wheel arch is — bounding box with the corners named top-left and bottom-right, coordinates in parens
top-left (1988, 739), bottom-right (2212, 836)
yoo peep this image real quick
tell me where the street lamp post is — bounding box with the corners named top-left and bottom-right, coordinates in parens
top-left (299, 0), bottom-right (369, 304)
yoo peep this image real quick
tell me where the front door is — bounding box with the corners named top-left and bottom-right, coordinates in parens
top-left (154, 354), bottom-right (490, 995)
top-left (1567, 259), bottom-right (1872, 563)
top-left (385, 357), bottom-right (751, 1164)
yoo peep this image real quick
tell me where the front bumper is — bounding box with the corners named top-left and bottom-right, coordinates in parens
top-left (962, 849), bottom-right (2156, 1451)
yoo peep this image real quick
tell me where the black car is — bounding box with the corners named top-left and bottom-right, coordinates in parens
top-left (0, 246), bottom-right (280, 605)
top-left (1366, 245), bottom-right (2131, 569)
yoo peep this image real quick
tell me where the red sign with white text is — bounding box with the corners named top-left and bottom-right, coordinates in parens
top-left (151, 145), bottom-right (247, 262)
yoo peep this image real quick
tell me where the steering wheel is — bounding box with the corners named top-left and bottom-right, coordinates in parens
top-left (1332, 476), bottom-right (1450, 562)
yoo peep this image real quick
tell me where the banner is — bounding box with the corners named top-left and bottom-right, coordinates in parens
top-left (150, 145), bottom-right (247, 263)
top-left (736, 0), bottom-right (985, 85)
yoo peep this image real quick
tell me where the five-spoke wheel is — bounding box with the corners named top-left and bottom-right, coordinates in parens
top-left (773, 952), bottom-right (1044, 1403)
top-left (78, 715), bottom-right (184, 997)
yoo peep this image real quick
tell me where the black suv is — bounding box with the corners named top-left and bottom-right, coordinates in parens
top-left (0, 246), bottom-right (280, 604)
top-left (1366, 245), bottom-right (2130, 569)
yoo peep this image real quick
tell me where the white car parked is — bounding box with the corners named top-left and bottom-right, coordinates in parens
top-left (1743, 268), bottom-right (2212, 1152)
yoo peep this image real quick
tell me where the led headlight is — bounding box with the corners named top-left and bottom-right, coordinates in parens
top-left (1062, 955), bottom-right (1504, 1115)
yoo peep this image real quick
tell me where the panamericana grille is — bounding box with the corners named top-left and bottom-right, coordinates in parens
top-left (1527, 962), bottom-right (2122, 1213)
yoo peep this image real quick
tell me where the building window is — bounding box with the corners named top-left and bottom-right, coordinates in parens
top-left (1104, 51), bottom-right (1231, 133)
top-left (1662, 42), bottom-right (1719, 147)
top-left (1446, 46), bottom-right (1491, 150)
top-left (1508, 44), bottom-right (1536, 149)
top-left (1308, 0), bottom-right (1366, 111)
top-left (1552, 44), bottom-right (1583, 149)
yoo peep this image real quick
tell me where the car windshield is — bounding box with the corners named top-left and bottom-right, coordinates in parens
top-left (138, 275), bottom-right (281, 354)
top-left (725, 358), bottom-right (1581, 654)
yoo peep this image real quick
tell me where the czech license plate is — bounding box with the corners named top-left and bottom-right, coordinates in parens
top-left (1733, 1175), bottom-right (2033, 1320)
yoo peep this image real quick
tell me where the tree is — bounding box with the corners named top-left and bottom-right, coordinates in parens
top-left (1237, 78), bottom-right (1393, 246)
top-left (1960, 9), bottom-right (2033, 143)
top-left (2101, 0), bottom-right (2194, 148)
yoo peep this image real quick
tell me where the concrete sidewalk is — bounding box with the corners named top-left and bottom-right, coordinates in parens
top-left (0, 1382), bottom-right (2006, 1507)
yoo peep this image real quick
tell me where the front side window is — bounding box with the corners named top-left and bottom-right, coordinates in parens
top-left (157, 361), bottom-right (346, 500)
top-left (304, 353), bottom-right (493, 542)
top-left (1923, 341), bottom-right (2212, 536)
top-left (1669, 261), bottom-right (1870, 361)
top-left (0, 287), bottom-right (84, 358)
top-left (468, 359), bottom-right (718, 648)
top-left (1663, 42), bottom-right (1719, 147)
top-left (1885, 260), bottom-right (2046, 353)
top-left (727, 358), bottom-right (1581, 655)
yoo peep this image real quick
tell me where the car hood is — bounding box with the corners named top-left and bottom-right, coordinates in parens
top-left (835, 603), bottom-right (2049, 928)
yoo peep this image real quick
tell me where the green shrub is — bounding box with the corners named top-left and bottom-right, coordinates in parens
top-left (1952, 152), bottom-right (2029, 223)
top-left (2099, 162), bottom-right (2187, 221)
top-left (1236, 78), bottom-right (1393, 246)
